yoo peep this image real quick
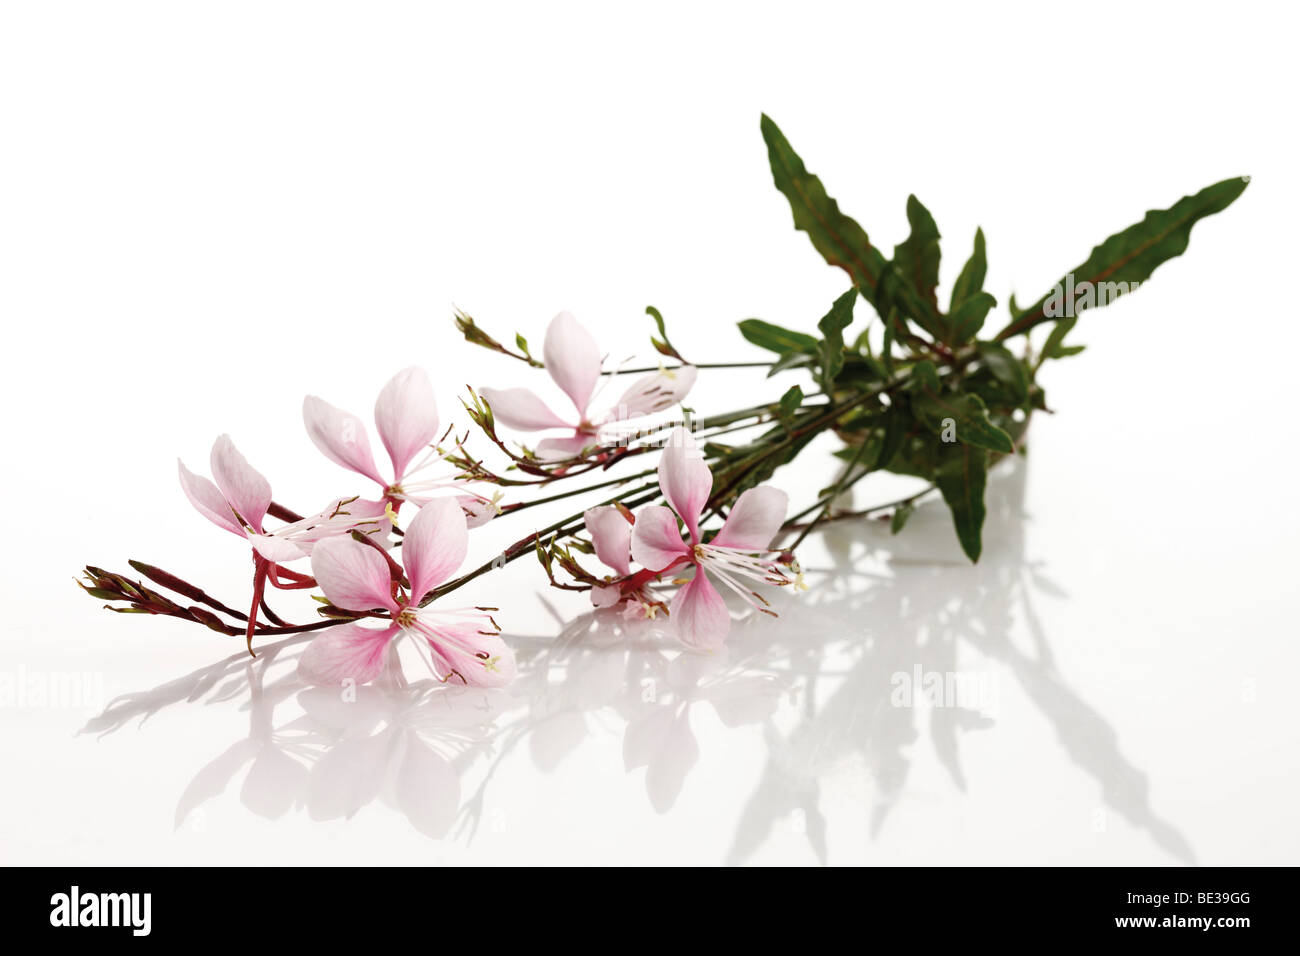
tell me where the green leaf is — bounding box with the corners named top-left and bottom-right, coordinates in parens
top-left (1040, 316), bottom-right (1077, 358)
top-left (914, 388), bottom-right (1015, 454)
top-left (893, 195), bottom-right (941, 310)
top-left (876, 259), bottom-right (947, 340)
top-left (996, 176), bottom-right (1250, 341)
top-left (948, 291), bottom-right (996, 345)
top-left (976, 341), bottom-right (1029, 404)
top-left (890, 503), bottom-right (914, 535)
top-left (777, 384), bottom-right (803, 426)
top-left (737, 318), bottom-right (818, 354)
top-left (767, 351), bottom-right (815, 377)
top-left (936, 443), bottom-right (989, 562)
top-left (950, 227), bottom-right (987, 311)
top-left (817, 288), bottom-right (858, 388)
top-left (646, 305), bottom-right (684, 361)
top-left (761, 114), bottom-right (887, 294)
top-left (881, 305), bottom-right (898, 376)
top-left (907, 359), bottom-right (941, 392)
top-left (872, 403), bottom-right (906, 471)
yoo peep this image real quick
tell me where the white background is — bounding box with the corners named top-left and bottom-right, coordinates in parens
top-left (2, 1), bottom-right (1297, 865)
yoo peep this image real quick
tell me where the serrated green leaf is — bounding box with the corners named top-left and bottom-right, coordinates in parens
top-left (817, 288), bottom-right (857, 388)
top-left (914, 388), bottom-right (1015, 454)
top-left (948, 291), bottom-right (996, 345)
top-left (950, 227), bottom-right (987, 312)
top-left (737, 318), bottom-right (818, 354)
top-left (893, 195), bottom-right (941, 310)
top-left (936, 442), bottom-right (988, 562)
top-left (996, 176), bottom-right (1250, 340)
top-left (761, 114), bottom-right (887, 294)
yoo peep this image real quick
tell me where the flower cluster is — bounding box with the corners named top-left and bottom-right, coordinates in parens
top-left (140, 312), bottom-right (796, 690)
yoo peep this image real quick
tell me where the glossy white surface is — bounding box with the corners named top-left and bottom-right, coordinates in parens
top-left (2, 2), bottom-right (1296, 865)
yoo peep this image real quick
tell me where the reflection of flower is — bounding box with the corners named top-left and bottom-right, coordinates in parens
top-left (299, 674), bottom-right (510, 839)
top-left (480, 311), bottom-right (696, 459)
top-left (621, 650), bottom-right (783, 813)
top-left (299, 499), bottom-right (516, 688)
top-left (93, 462), bottom-right (1195, 862)
top-left (632, 427), bottom-right (791, 648)
top-left (171, 645), bottom-right (510, 840)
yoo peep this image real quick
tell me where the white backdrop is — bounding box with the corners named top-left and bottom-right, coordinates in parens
top-left (2, 1), bottom-right (1297, 865)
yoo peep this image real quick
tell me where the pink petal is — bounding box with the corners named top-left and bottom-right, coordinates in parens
top-left (209, 435), bottom-right (272, 533)
top-left (712, 485), bottom-right (789, 550)
top-left (607, 365), bottom-right (698, 420)
top-left (309, 536), bottom-right (399, 614)
top-left (419, 619), bottom-right (517, 688)
top-left (542, 310), bottom-right (602, 418)
top-left (590, 584), bottom-right (621, 608)
top-left (457, 495), bottom-right (496, 529)
top-left (374, 367), bottom-right (439, 482)
top-left (248, 533), bottom-right (309, 564)
top-left (670, 570), bottom-right (731, 649)
top-left (298, 622), bottom-right (398, 686)
top-left (284, 497), bottom-right (391, 548)
top-left (479, 387), bottom-right (571, 431)
top-left (629, 505), bottom-right (691, 573)
top-left (536, 432), bottom-right (598, 460)
top-left (401, 498), bottom-right (468, 605)
top-left (657, 427), bottom-right (711, 542)
top-left (584, 505), bottom-right (632, 577)
top-left (302, 396), bottom-right (385, 485)
top-left (178, 459), bottom-right (241, 536)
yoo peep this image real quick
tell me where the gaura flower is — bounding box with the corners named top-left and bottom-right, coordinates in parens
top-left (179, 434), bottom-right (388, 652)
top-left (583, 504), bottom-right (667, 620)
top-left (631, 427), bottom-right (791, 649)
top-left (303, 367), bottom-right (498, 526)
top-left (299, 498), bottom-right (516, 688)
top-left (480, 311), bottom-right (697, 460)
top-left (179, 435), bottom-right (388, 563)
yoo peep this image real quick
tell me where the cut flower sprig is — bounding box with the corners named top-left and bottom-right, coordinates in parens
top-left (80, 114), bottom-right (1247, 688)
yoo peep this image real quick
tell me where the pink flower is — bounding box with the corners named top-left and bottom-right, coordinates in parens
top-left (299, 498), bottom-right (516, 688)
top-left (479, 311), bottom-right (697, 459)
top-left (303, 367), bottom-right (497, 526)
top-left (631, 428), bottom-right (790, 649)
top-left (179, 435), bottom-right (387, 563)
top-left (179, 434), bottom-right (389, 653)
top-left (583, 505), bottom-right (666, 619)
